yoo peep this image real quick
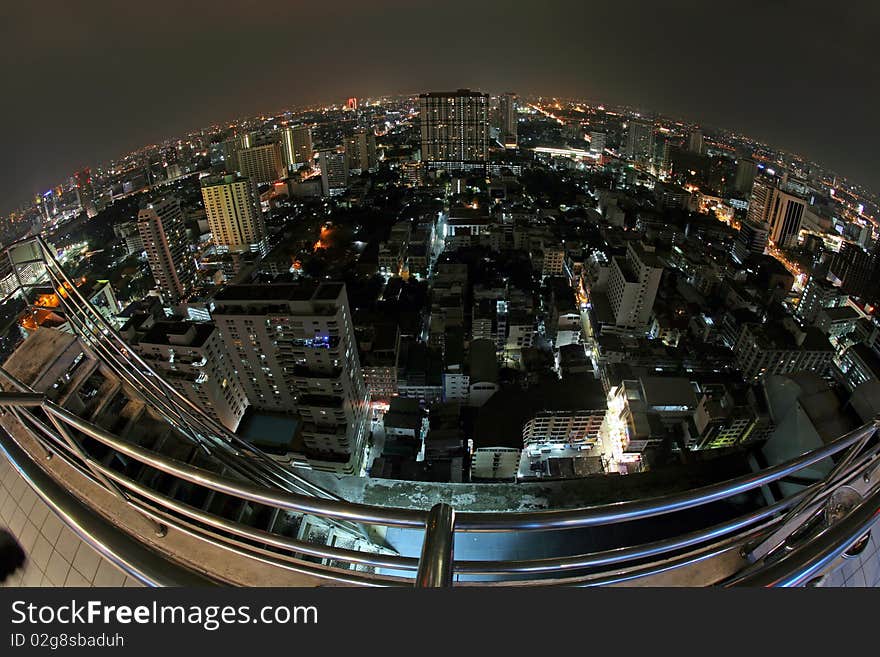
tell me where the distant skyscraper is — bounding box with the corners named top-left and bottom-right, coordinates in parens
top-left (734, 158), bottom-right (758, 195)
top-left (499, 92), bottom-right (518, 148)
top-left (419, 89), bottom-right (489, 164)
top-left (319, 149), bottom-right (348, 195)
top-left (625, 118), bottom-right (654, 166)
top-left (281, 125), bottom-right (313, 173)
top-left (346, 97), bottom-right (358, 110)
top-left (345, 128), bottom-right (377, 173)
top-left (210, 282), bottom-right (370, 474)
top-left (200, 174), bottom-right (266, 253)
top-left (749, 181), bottom-right (806, 249)
top-left (687, 129), bottom-right (704, 154)
top-left (74, 168), bottom-right (97, 218)
top-left (137, 196), bottom-right (196, 304)
top-left (589, 131), bottom-right (606, 154)
top-left (222, 134), bottom-right (251, 173)
top-left (236, 142), bottom-right (285, 184)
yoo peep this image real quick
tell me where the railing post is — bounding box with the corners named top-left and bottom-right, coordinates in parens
top-left (416, 503), bottom-right (456, 587)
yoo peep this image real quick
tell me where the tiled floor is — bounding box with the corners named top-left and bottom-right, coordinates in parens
top-left (0, 452), bottom-right (142, 587)
top-left (818, 520), bottom-right (880, 587)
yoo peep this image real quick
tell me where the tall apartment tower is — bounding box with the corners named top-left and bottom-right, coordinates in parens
top-left (734, 158), bottom-right (758, 195)
top-left (345, 128), bottom-right (377, 173)
top-left (687, 129), bottom-right (704, 154)
top-left (211, 282), bottom-right (370, 474)
top-left (733, 220), bottom-right (770, 264)
top-left (419, 89), bottom-right (489, 163)
top-left (128, 319), bottom-right (248, 432)
top-left (625, 118), bottom-right (654, 166)
top-left (137, 197), bottom-right (196, 305)
top-left (281, 125), bottom-right (313, 172)
top-left (607, 242), bottom-right (664, 331)
top-left (222, 133), bottom-right (251, 173)
top-left (236, 142), bottom-right (285, 184)
top-left (830, 241), bottom-right (880, 303)
top-left (499, 92), bottom-right (518, 148)
top-left (74, 168), bottom-right (98, 218)
top-left (319, 149), bottom-right (349, 195)
top-left (748, 181), bottom-right (806, 249)
top-left (589, 131), bottom-right (606, 154)
top-left (200, 174), bottom-right (266, 254)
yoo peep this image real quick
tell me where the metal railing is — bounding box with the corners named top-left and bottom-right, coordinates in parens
top-left (0, 235), bottom-right (878, 587)
top-left (2, 388), bottom-right (878, 587)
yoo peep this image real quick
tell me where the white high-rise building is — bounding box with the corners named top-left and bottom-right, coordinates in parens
top-left (236, 142), bottom-right (285, 184)
top-left (200, 174), bottom-right (266, 254)
top-left (589, 131), bottom-right (606, 154)
top-left (211, 282), bottom-right (369, 474)
top-left (606, 242), bottom-right (664, 330)
top-left (128, 320), bottom-right (248, 432)
top-left (137, 197), bottom-right (196, 305)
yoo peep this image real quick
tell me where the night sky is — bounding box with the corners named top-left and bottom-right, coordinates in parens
top-left (1, 1), bottom-right (877, 214)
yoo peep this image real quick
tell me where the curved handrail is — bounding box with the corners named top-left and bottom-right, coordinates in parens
top-left (1, 388), bottom-right (878, 586)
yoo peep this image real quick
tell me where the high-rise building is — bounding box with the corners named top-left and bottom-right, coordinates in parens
top-left (607, 242), bottom-right (664, 330)
top-left (74, 168), bottom-right (97, 218)
top-left (222, 133), bottom-right (251, 173)
top-left (210, 282), bottom-right (370, 474)
top-left (733, 321), bottom-right (833, 381)
top-left (200, 174), bottom-right (266, 254)
top-left (236, 142), bottom-right (285, 184)
top-left (127, 319), bottom-right (248, 432)
top-left (345, 128), bottom-right (377, 173)
top-left (748, 181), bottom-right (806, 249)
top-left (281, 125), bottom-right (313, 172)
top-left (499, 92), bottom-right (518, 148)
top-left (319, 149), bottom-right (348, 195)
top-left (419, 89), bottom-right (489, 164)
top-left (829, 241), bottom-right (880, 303)
top-left (734, 158), bottom-right (757, 195)
top-left (687, 129), bottom-right (704, 154)
top-left (625, 118), bottom-right (654, 166)
top-left (796, 274), bottom-right (844, 324)
top-left (137, 196), bottom-right (196, 304)
top-left (732, 219), bottom-right (770, 264)
top-left (589, 131), bottom-right (606, 154)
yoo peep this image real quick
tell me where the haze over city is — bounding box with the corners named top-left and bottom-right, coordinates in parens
top-left (1, 0), bottom-right (878, 215)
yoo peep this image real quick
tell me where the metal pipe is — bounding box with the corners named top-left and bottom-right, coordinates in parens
top-left (42, 401), bottom-right (429, 528)
top-left (89, 458), bottom-right (420, 571)
top-left (453, 486), bottom-right (814, 575)
top-left (416, 503), bottom-right (456, 587)
top-left (454, 422), bottom-right (878, 531)
top-left (726, 485), bottom-right (880, 587)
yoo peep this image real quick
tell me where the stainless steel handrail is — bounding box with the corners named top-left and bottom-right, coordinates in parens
top-left (416, 503), bottom-right (456, 587)
top-left (1, 389), bottom-right (878, 586)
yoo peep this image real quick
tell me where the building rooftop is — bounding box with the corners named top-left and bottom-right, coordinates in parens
top-left (213, 282), bottom-right (318, 302)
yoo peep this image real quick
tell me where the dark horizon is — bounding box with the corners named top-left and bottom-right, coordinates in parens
top-left (2, 0), bottom-right (878, 215)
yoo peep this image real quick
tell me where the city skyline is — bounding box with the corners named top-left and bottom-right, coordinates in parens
top-left (1, 1), bottom-right (879, 216)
